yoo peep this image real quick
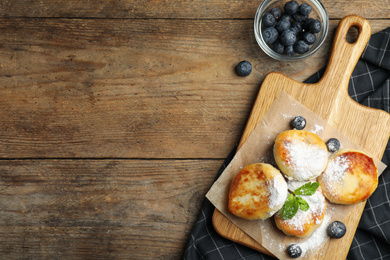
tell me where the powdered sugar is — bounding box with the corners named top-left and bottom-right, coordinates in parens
top-left (309, 124), bottom-right (324, 134)
top-left (281, 181), bottom-right (327, 232)
top-left (298, 213), bottom-right (331, 256)
top-left (267, 174), bottom-right (288, 213)
top-left (321, 155), bottom-right (350, 192)
top-left (284, 140), bottom-right (328, 181)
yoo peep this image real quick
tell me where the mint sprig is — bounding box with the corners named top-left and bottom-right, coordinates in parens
top-left (280, 182), bottom-right (319, 220)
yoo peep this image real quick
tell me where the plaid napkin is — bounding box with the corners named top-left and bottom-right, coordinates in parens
top-left (184, 27), bottom-right (390, 260)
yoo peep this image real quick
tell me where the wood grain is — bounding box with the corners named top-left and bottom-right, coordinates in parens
top-left (212, 16), bottom-right (390, 259)
top-left (0, 159), bottom-right (222, 259)
top-left (0, 19), bottom-right (389, 159)
top-left (1, 0), bottom-right (389, 19)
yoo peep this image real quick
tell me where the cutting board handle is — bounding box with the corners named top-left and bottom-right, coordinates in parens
top-left (319, 15), bottom-right (371, 89)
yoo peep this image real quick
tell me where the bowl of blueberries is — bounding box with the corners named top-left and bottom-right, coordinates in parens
top-left (254, 0), bottom-right (328, 61)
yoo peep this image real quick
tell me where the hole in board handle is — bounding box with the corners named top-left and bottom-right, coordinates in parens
top-left (346, 26), bottom-right (360, 44)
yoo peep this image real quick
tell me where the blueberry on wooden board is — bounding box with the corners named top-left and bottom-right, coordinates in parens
top-left (284, 1), bottom-right (299, 15)
top-left (262, 27), bottom-right (279, 44)
top-left (287, 244), bottom-right (302, 258)
top-left (235, 61), bottom-right (252, 76)
top-left (291, 116), bottom-right (306, 130)
top-left (326, 138), bottom-right (340, 152)
top-left (281, 29), bottom-right (296, 46)
top-left (269, 7), bottom-right (282, 20)
top-left (299, 3), bottom-right (312, 16)
top-left (294, 40), bottom-right (309, 54)
top-left (328, 221), bottom-right (347, 239)
top-left (262, 13), bottom-right (276, 27)
top-left (302, 32), bottom-right (316, 45)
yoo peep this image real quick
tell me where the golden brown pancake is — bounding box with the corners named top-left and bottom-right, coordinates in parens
top-left (228, 163), bottom-right (288, 220)
top-left (273, 130), bottom-right (328, 181)
top-left (274, 181), bottom-right (327, 237)
top-left (318, 148), bottom-right (378, 204)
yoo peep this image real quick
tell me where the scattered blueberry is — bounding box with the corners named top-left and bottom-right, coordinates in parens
top-left (309, 19), bottom-right (322, 33)
top-left (294, 40), bottom-right (309, 54)
top-left (262, 27), bottom-right (279, 44)
top-left (262, 13), bottom-right (276, 27)
top-left (269, 7), bottom-right (282, 20)
top-left (235, 61), bottom-right (252, 77)
top-left (287, 244), bottom-right (302, 258)
top-left (291, 116), bottom-right (306, 130)
top-left (280, 29), bottom-right (296, 46)
top-left (326, 138), bottom-right (341, 152)
top-left (273, 40), bottom-right (285, 54)
top-left (328, 221), bottom-right (347, 239)
top-left (275, 19), bottom-right (291, 33)
top-left (285, 45), bottom-right (296, 56)
top-left (299, 3), bottom-right (312, 16)
top-left (284, 1), bottom-right (299, 15)
top-left (302, 32), bottom-right (316, 45)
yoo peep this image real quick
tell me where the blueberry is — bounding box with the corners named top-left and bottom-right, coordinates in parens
top-left (290, 21), bottom-right (302, 35)
top-left (287, 244), bottom-right (302, 258)
top-left (280, 29), bottom-right (296, 46)
top-left (291, 116), bottom-right (306, 130)
top-left (269, 7), bottom-right (282, 20)
top-left (273, 40), bottom-right (285, 54)
top-left (294, 40), bottom-right (309, 54)
top-left (309, 19), bottom-right (322, 33)
top-left (284, 1), bottom-right (299, 15)
top-left (262, 27), bottom-right (279, 44)
top-left (303, 18), bottom-right (315, 30)
top-left (326, 138), bottom-right (341, 152)
top-left (302, 32), bottom-right (316, 45)
top-left (279, 14), bottom-right (292, 22)
top-left (292, 13), bottom-right (307, 23)
top-left (262, 13), bottom-right (276, 27)
top-left (328, 221), bottom-right (347, 239)
top-left (235, 61), bottom-right (252, 77)
top-left (285, 45), bottom-right (295, 56)
top-left (275, 19), bottom-right (291, 33)
top-left (299, 3), bottom-right (312, 16)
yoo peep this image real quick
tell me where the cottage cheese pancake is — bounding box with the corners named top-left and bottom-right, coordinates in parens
top-left (318, 148), bottom-right (378, 204)
top-left (228, 163), bottom-right (288, 220)
top-left (274, 181), bottom-right (327, 238)
top-left (274, 130), bottom-right (328, 181)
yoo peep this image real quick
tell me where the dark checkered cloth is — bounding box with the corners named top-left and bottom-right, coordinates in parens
top-left (184, 27), bottom-right (390, 260)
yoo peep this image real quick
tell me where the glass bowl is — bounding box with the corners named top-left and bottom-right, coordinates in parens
top-left (254, 0), bottom-right (329, 61)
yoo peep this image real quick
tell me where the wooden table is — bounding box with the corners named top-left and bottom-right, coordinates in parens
top-left (0, 1), bottom-right (389, 259)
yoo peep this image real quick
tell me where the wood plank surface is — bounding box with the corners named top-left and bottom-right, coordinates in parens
top-left (0, 0), bottom-right (389, 19)
top-left (0, 1), bottom-right (390, 259)
top-left (0, 159), bottom-right (222, 259)
top-left (0, 19), bottom-right (388, 158)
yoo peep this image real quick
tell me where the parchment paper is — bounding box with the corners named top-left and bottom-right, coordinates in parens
top-left (206, 92), bottom-right (387, 259)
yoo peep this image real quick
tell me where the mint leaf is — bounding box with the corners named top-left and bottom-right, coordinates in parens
top-left (281, 193), bottom-right (299, 220)
top-left (296, 196), bottom-right (309, 211)
top-left (293, 182), bottom-right (319, 196)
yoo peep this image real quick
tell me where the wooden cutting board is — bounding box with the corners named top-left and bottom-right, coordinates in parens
top-left (212, 15), bottom-right (390, 259)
